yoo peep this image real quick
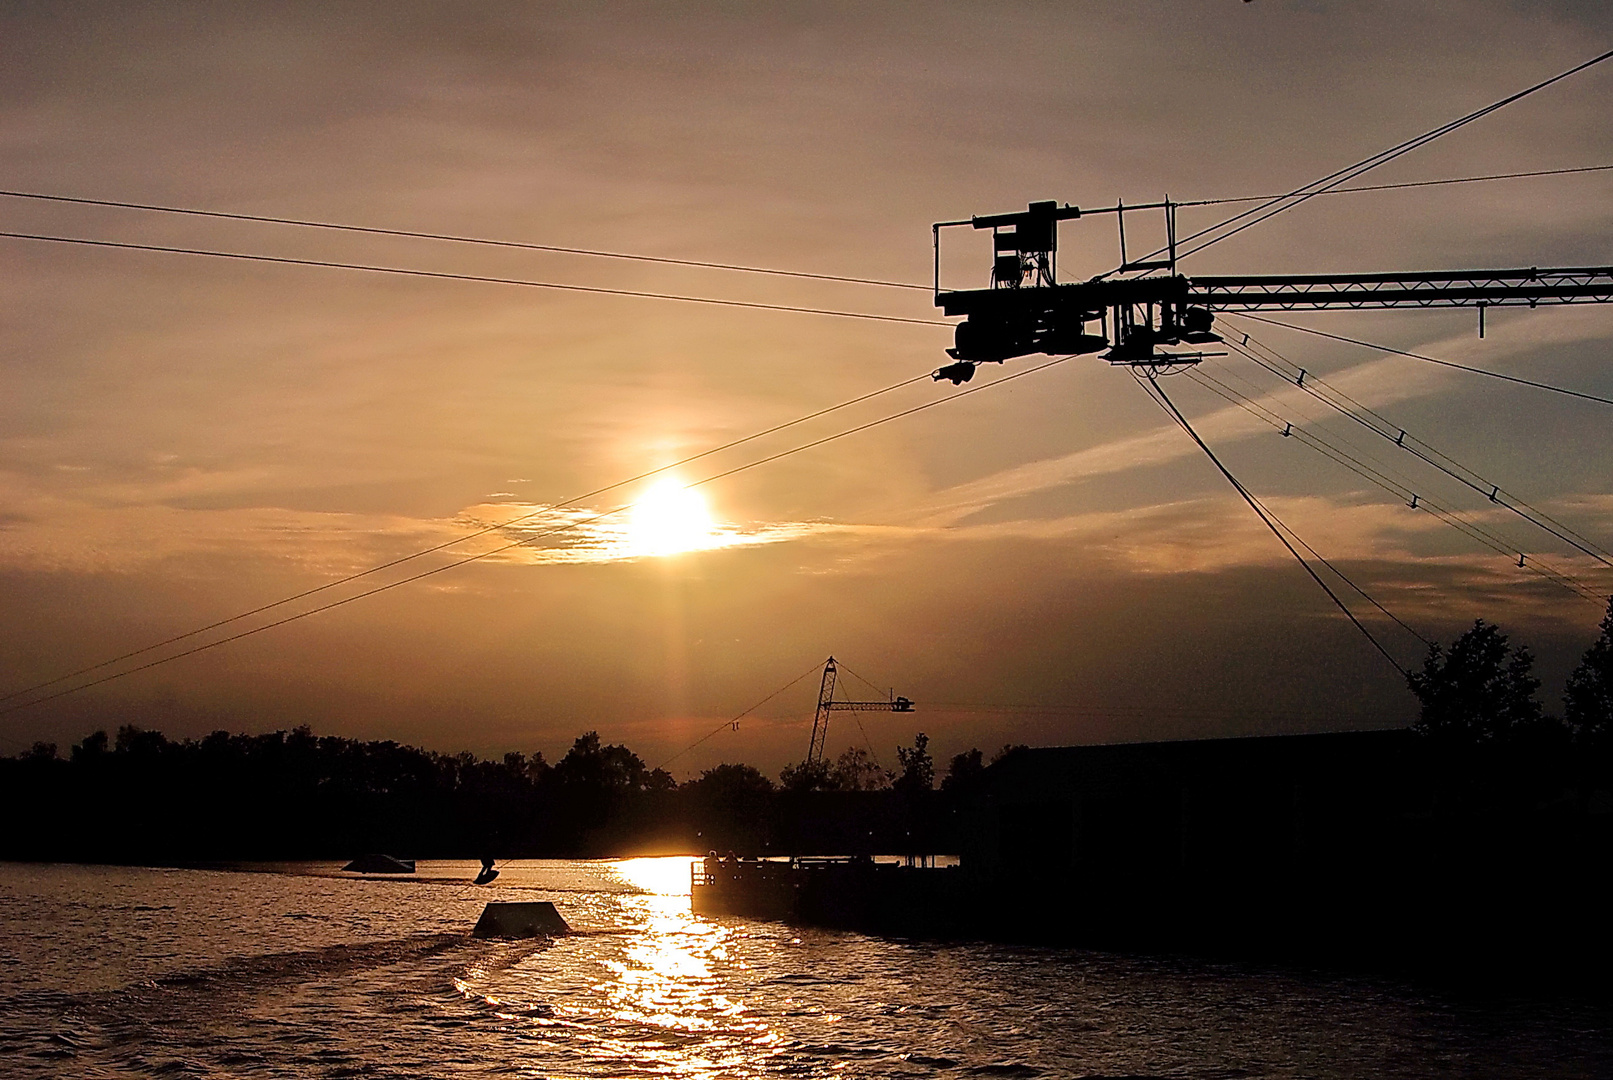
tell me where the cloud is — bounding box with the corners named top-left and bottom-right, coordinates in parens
top-left (466, 501), bottom-right (839, 565)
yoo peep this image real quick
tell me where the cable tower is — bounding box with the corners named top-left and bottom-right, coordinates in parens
top-left (805, 656), bottom-right (914, 767)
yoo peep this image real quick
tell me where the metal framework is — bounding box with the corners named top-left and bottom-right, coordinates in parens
top-left (930, 200), bottom-right (1613, 379)
top-left (805, 656), bottom-right (914, 767)
top-left (1190, 268), bottom-right (1613, 310)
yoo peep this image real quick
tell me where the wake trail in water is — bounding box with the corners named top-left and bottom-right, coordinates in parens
top-left (2, 933), bottom-right (559, 1077)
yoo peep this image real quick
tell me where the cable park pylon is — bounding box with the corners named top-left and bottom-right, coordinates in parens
top-left (929, 198), bottom-right (1613, 384)
top-left (805, 657), bottom-right (914, 768)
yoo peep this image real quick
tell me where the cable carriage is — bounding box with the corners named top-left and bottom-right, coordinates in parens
top-left (932, 198), bottom-right (1613, 382)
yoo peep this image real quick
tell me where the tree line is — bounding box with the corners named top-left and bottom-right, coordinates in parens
top-left (0, 715), bottom-right (1019, 863)
top-left (1406, 597), bottom-right (1613, 755)
top-left (5, 598), bottom-right (1610, 864)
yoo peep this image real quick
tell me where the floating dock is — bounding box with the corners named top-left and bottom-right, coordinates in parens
top-left (692, 855), bottom-right (968, 937)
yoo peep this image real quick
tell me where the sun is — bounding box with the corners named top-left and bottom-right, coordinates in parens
top-left (627, 479), bottom-right (716, 557)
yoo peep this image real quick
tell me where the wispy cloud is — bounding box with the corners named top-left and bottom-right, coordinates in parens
top-left (463, 501), bottom-right (838, 565)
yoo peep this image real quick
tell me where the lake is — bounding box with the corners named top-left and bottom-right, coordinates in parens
top-left (1, 859), bottom-right (1608, 1078)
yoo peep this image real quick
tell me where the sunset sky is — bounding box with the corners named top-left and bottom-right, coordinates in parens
top-left (3, 2), bottom-right (1612, 774)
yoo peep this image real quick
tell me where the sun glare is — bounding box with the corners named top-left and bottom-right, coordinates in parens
top-left (628, 479), bottom-right (716, 557)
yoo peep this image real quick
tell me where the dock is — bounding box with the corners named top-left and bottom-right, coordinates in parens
top-left (692, 854), bottom-right (969, 937)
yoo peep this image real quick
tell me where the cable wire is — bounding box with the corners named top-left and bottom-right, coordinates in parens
top-left (1116, 48), bottom-right (1613, 271)
top-left (0, 188), bottom-right (929, 291)
top-left (3, 162), bottom-right (1606, 302)
top-left (1177, 163), bottom-right (1613, 207)
top-left (1136, 372), bottom-right (1410, 674)
top-left (1177, 370), bottom-right (1439, 639)
top-left (651, 661), bottom-right (826, 774)
top-left (0, 229), bottom-right (949, 327)
top-left (1219, 323), bottom-right (1613, 565)
top-left (836, 662), bottom-right (898, 700)
top-left (1176, 49), bottom-right (1613, 261)
top-left (0, 370), bottom-right (935, 707)
top-left (1182, 363), bottom-right (1607, 603)
top-left (0, 355), bottom-right (1072, 716)
top-left (1186, 361), bottom-right (1605, 601)
top-left (1230, 312), bottom-right (1613, 407)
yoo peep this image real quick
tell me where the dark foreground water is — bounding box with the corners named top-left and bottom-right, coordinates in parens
top-left (1, 859), bottom-right (1610, 1078)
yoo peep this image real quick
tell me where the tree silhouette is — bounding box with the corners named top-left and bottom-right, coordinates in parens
top-left (689, 762), bottom-right (775, 806)
top-left (831, 746), bottom-right (892, 791)
top-left (990, 743), bottom-right (1028, 765)
top-left (894, 733), bottom-right (934, 795)
top-left (778, 757), bottom-right (833, 792)
top-left (1407, 620), bottom-right (1546, 747)
top-left (940, 747), bottom-right (984, 793)
top-left (554, 731), bottom-right (654, 790)
top-left (1565, 596), bottom-right (1613, 753)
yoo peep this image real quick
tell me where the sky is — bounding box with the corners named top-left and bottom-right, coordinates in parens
top-left (3, 1), bottom-right (1613, 775)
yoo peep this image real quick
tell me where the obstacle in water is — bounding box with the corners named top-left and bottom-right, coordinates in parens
top-left (342, 854), bottom-right (416, 873)
top-left (472, 901), bottom-right (570, 938)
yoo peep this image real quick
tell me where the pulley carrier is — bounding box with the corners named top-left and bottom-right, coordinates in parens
top-left (930, 198), bottom-right (1613, 382)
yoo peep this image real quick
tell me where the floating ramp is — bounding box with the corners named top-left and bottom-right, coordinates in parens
top-left (342, 854), bottom-right (416, 873)
top-left (472, 901), bottom-right (570, 938)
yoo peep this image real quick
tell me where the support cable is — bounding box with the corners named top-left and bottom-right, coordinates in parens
top-left (836, 662), bottom-right (897, 700)
top-left (1172, 374), bottom-right (1434, 642)
top-left (1176, 163), bottom-right (1613, 207)
top-left (841, 692), bottom-right (887, 770)
top-left (0, 188), bottom-right (928, 291)
top-left (1137, 372), bottom-right (1412, 674)
top-left (1188, 363), bottom-right (1605, 601)
top-left (0, 371), bottom-right (935, 707)
top-left (1120, 48), bottom-right (1613, 270)
top-left (0, 355), bottom-right (1072, 717)
top-left (0, 229), bottom-right (948, 327)
top-left (1184, 365), bottom-right (1607, 603)
top-left (0, 163), bottom-right (1604, 302)
top-left (1219, 326), bottom-right (1613, 565)
top-left (651, 661), bottom-right (827, 774)
top-left (1229, 312), bottom-right (1613, 408)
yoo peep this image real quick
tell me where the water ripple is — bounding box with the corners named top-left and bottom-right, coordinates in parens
top-left (2, 860), bottom-right (1612, 1078)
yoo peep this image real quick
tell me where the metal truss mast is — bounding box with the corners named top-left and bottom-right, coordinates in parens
top-left (806, 656), bottom-right (914, 767)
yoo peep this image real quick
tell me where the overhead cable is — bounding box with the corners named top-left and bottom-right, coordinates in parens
top-left (1170, 374), bottom-right (1437, 640)
top-left (1219, 324), bottom-right (1613, 564)
top-left (1230, 312), bottom-right (1613, 407)
top-left (0, 356), bottom-right (1072, 716)
top-left (1184, 364), bottom-right (1607, 603)
top-left (0, 229), bottom-right (949, 327)
top-left (0, 369), bottom-right (937, 707)
top-left (836, 662), bottom-right (898, 700)
top-left (651, 661), bottom-right (827, 774)
top-left (1121, 48), bottom-right (1613, 269)
top-left (1187, 362), bottom-right (1606, 601)
top-left (0, 188), bottom-right (929, 291)
top-left (2, 163), bottom-right (1605, 304)
top-left (1137, 372), bottom-right (1412, 674)
top-left (1177, 163), bottom-right (1613, 207)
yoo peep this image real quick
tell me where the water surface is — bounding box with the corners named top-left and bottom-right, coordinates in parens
top-left (1, 859), bottom-right (1608, 1078)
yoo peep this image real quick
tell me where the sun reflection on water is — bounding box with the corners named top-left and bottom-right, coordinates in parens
top-left (577, 857), bottom-right (782, 1074)
top-left (614, 856), bottom-right (698, 898)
